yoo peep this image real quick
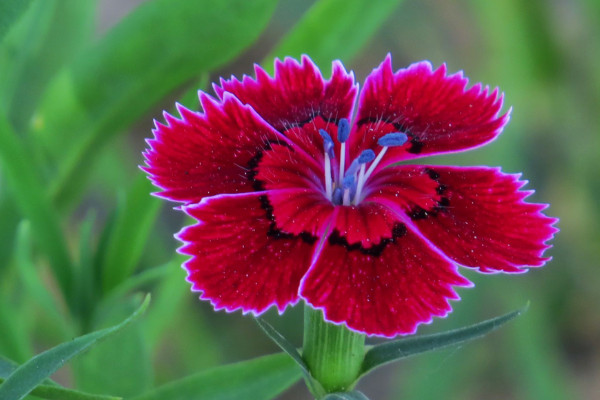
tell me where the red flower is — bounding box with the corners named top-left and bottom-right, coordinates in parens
top-left (143, 55), bottom-right (557, 337)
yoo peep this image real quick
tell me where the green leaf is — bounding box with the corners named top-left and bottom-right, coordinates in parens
top-left (37, 0), bottom-right (278, 210)
top-left (141, 256), bottom-right (188, 348)
top-left (131, 353), bottom-right (302, 400)
top-left (360, 305), bottom-right (528, 377)
top-left (101, 175), bottom-right (161, 294)
top-left (14, 221), bottom-right (74, 337)
top-left (0, 0), bottom-right (33, 43)
top-left (266, 0), bottom-right (402, 68)
top-left (0, 114), bottom-right (75, 312)
top-left (0, 294), bottom-right (150, 400)
top-left (2, 0), bottom-right (95, 131)
top-left (0, 378), bottom-right (120, 400)
top-left (323, 391), bottom-right (370, 400)
top-left (73, 297), bottom-right (153, 397)
top-left (0, 356), bottom-right (18, 379)
top-left (255, 317), bottom-right (326, 398)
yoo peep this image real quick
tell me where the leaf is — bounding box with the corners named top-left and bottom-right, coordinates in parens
top-left (0, 0), bottom-right (33, 43)
top-left (73, 297), bottom-right (153, 397)
top-left (0, 294), bottom-right (150, 400)
top-left (0, 378), bottom-right (120, 400)
top-left (75, 211), bottom-right (98, 328)
top-left (101, 175), bottom-right (161, 294)
top-left (141, 256), bottom-right (189, 348)
top-left (2, 0), bottom-right (95, 131)
top-left (131, 353), bottom-right (302, 400)
top-left (255, 317), bottom-right (326, 398)
top-left (0, 114), bottom-right (75, 314)
top-left (37, 0), bottom-right (278, 210)
top-left (0, 356), bottom-right (18, 379)
top-left (360, 305), bottom-right (528, 377)
top-left (323, 391), bottom-right (370, 400)
top-left (266, 0), bottom-right (402, 68)
top-left (14, 221), bottom-right (74, 337)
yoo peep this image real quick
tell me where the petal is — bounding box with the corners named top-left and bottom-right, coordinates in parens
top-left (369, 165), bottom-right (558, 273)
top-left (350, 55), bottom-right (509, 167)
top-left (177, 192), bottom-right (318, 314)
top-left (265, 188), bottom-right (335, 237)
top-left (215, 56), bottom-right (358, 132)
top-left (300, 221), bottom-right (471, 337)
top-left (142, 93), bottom-right (287, 204)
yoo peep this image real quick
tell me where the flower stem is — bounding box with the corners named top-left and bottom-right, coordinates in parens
top-left (302, 305), bottom-right (366, 396)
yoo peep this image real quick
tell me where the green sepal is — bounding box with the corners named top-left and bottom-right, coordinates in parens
top-left (360, 304), bottom-right (528, 377)
top-left (0, 294), bottom-right (150, 400)
top-left (255, 317), bottom-right (326, 398)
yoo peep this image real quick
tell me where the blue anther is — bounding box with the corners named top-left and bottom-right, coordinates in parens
top-left (345, 159), bottom-right (359, 177)
top-left (358, 149), bottom-right (376, 164)
top-left (319, 129), bottom-right (335, 157)
top-left (337, 118), bottom-right (350, 143)
top-left (332, 187), bottom-right (343, 205)
top-left (378, 132), bottom-right (408, 147)
top-left (342, 174), bottom-right (355, 189)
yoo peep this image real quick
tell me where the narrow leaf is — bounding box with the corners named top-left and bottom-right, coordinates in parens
top-left (14, 221), bottom-right (73, 337)
top-left (0, 0), bottom-right (33, 43)
top-left (0, 294), bottom-right (150, 400)
top-left (131, 353), bottom-right (301, 400)
top-left (266, 0), bottom-right (402, 68)
top-left (37, 0), bottom-right (278, 210)
top-left (3, 0), bottom-right (95, 131)
top-left (0, 114), bottom-right (75, 312)
top-left (0, 356), bottom-right (18, 379)
top-left (254, 318), bottom-right (309, 373)
top-left (101, 175), bottom-right (161, 293)
top-left (360, 305), bottom-right (528, 377)
top-left (0, 378), bottom-right (120, 400)
top-left (255, 317), bottom-right (326, 398)
top-left (323, 391), bottom-right (370, 400)
top-left (73, 297), bottom-right (153, 397)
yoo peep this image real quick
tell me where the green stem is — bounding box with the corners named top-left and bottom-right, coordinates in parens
top-left (303, 306), bottom-right (366, 395)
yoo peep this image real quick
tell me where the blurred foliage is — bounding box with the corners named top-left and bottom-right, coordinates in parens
top-left (0, 0), bottom-right (597, 399)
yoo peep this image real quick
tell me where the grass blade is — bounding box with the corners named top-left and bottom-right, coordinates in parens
top-left (0, 114), bottom-right (74, 308)
top-left (360, 305), bottom-right (528, 377)
top-left (0, 295), bottom-right (150, 400)
top-left (131, 353), bottom-right (301, 400)
top-left (266, 0), bottom-right (402, 68)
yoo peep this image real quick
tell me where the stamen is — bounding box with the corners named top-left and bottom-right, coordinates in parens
top-left (337, 118), bottom-right (350, 143)
top-left (332, 187), bottom-right (343, 205)
top-left (354, 150), bottom-right (376, 204)
top-left (342, 175), bottom-right (354, 206)
top-left (337, 119), bottom-right (350, 185)
top-left (364, 132), bottom-right (408, 181)
top-left (319, 129), bottom-right (335, 199)
top-left (378, 132), bottom-right (408, 147)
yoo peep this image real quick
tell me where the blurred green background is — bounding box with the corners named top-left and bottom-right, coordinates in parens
top-left (0, 0), bottom-right (598, 399)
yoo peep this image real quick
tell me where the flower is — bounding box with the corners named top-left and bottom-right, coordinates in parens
top-left (142, 55), bottom-right (557, 337)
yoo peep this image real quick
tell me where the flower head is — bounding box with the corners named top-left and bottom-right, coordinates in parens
top-left (142, 55), bottom-right (557, 337)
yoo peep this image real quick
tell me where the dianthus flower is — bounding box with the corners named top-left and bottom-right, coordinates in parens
top-left (143, 55), bottom-right (557, 337)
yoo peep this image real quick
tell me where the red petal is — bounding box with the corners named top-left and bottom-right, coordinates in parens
top-left (177, 192), bottom-right (317, 314)
top-left (215, 56), bottom-right (357, 132)
top-left (142, 94), bottom-right (288, 204)
top-left (300, 224), bottom-right (470, 337)
top-left (265, 189), bottom-right (335, 237)
top-left (370, 166), bottom-right (558, 273)
top-left (350, 55), bottom-right (509, 167)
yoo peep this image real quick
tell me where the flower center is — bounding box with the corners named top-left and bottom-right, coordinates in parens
top-left (319, 119), bottom-right (408, 206)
